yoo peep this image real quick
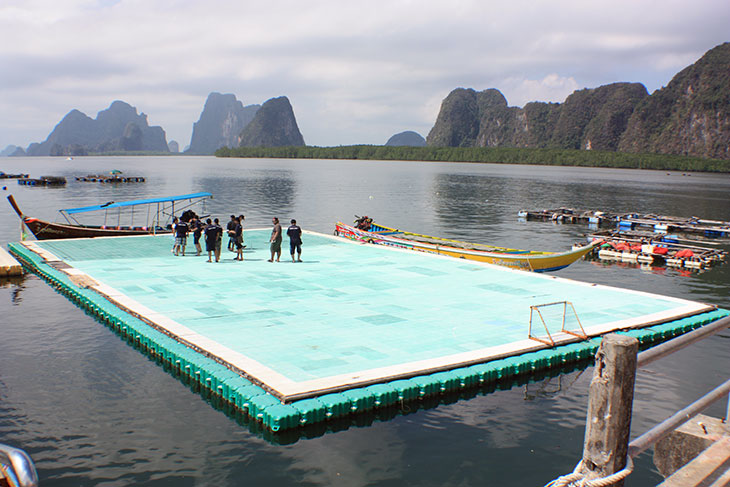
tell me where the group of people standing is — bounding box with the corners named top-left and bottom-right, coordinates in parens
top-left (267, 216), bottom-right (303, 263)
top-left (171, 214), bottom-right (302, 263)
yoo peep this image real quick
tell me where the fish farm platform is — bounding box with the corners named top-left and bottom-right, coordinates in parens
top-left (9, 230), bottom-right (729, 433)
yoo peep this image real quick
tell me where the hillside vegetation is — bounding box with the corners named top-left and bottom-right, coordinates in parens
top-left (425, 43), bottom-right (730, 160)
top-left (216, 145), bottom-right (730, 173)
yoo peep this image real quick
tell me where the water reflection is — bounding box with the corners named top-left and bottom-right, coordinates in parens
top-left (196, 171), bottom-right (297, 226)
top-left (1, 157), bottom-right (729, 486)
top-left (431, 174), bottom-right (506, 238)
top-left (0, 275), bottom-right (27, 305)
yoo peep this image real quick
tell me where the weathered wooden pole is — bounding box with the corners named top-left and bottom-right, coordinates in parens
top-left (579, 333), bottom-right (639, 486)
top-left (726, 391), bottom-right (730, 434)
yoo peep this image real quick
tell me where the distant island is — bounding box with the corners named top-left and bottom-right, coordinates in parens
top-left (185, 93), bottom-right (261, 155)
top-left (3, 41), bottom-right (728, 168)
top-left (220, 42), bottom-right (730, 171)
top-left (426, 42), bottom-right (729, 161)
top-left (4, 93), bottom-right (305, 157)
top-left (22, 101), bottom-right (170, 157)
top-left (385, 131), bottom-right (426, 147)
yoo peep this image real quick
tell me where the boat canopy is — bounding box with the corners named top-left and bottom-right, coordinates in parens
top-left (61, 192), bottom-right (213, 215)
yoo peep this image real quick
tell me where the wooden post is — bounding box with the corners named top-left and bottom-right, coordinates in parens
top-left (579, 333), bottom-right (639, 486)
top-left (726, 391), bottom-right (730, 434)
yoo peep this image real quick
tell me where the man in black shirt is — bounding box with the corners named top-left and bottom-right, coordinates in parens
top-left (173, 218), bottom-right (189, 256)
top-left (192, 217), bottom-right (203, 256)
top-left (226, 215), bottom-right (237, 251)
top-left (232, 215), bottom-right (245, 261)
top-left (204, 218), bottom-right (223, 262)
top-left (287, 219), bottom-right (302, 262)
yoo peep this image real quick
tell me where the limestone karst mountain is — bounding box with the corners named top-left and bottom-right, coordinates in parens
top-left (186, 93), bottom-right (260, 155)
top-left (238, 96), bottom-right (305, 148)
top-left (25, 101), bottom-right (169, 156)
top-left (427, 42), bottom-right (730, 159)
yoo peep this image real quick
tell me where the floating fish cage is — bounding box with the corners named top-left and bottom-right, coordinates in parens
top-left (17, 176), bottom-right (67, 186)
top-left (576, 231), bottom-right (728, 271)
top-left (8, 232), bottom-right (729, 437)
top-left (75, 175), bottom-right (146, 183)
top-left (0, 172), bottom-right (29, 179)
top-left (520, 208), bottom-right (730, 238)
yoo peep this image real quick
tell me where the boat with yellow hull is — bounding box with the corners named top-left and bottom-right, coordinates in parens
top-left (334, 220), bottom-right (601, 272)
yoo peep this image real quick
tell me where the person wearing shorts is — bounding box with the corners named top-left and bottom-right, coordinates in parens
top-left (213, 218), bottom-right (223, 262)
top-left (287, 219), bottom-right (302, 262)
top-left (173, 218), bottom-right (189, 256)
top-left (226, 215), bottom-right (236, 251)
top-left (268, 217), bottom-right (282, 262)
top-left (192, 217), bottom-right (203, 256)
top-left (171, 216), bottom-right (178, 254)
top-left (233, 215), bottom-right (245, 261)
top-left (204, 218), bottom-right (216, 262)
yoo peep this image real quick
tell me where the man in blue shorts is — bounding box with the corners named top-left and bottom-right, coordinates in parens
top-left (287, 219), bottom-right (302, 262)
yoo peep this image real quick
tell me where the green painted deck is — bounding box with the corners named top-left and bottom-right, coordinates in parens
top-left (9, 231), bottom-right (727, 431)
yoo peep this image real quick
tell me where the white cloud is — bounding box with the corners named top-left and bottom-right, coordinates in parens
top-left (502, 74), bottom-right (581, 107)
top-left (0, 0), bottom-right (728, 149)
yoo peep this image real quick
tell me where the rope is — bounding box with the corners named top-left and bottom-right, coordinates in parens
top-left (545, 456), bottom-right (634, 487)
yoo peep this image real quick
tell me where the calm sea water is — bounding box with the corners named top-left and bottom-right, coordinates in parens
top-left (1, 156), bottom-right (729, 486)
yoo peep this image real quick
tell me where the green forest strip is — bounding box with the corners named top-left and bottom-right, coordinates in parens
top-left (216, 146), bottom-right (730, 173)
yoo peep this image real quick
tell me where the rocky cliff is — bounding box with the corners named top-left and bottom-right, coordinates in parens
top-left (427, 42), bottom-right (730, 159)
top-left (618, 42), bottom-right (730, 159)
top-left (25, 101), bottom-right (169, 156)
top-left (238, 96), bottom-right (305, 147)
top-left (552, 83), bottom-right (648, 150)
top-left (386, 131), bottom-right (426, 146)
top-left (186, 93), bottom-right (260, 155)
top-left (427, 84), bottom-right (647, 151)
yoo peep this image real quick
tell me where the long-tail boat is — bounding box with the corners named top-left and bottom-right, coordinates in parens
top-left (335, 217), bottom-right (601, 272)
top-left (7, 192), bottom-right (212, 240)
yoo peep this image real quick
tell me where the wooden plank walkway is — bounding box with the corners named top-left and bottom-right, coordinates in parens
top-left (659, 436), bottom-right (730, 487)
top-left (0, 246), bottom-right (23, 276)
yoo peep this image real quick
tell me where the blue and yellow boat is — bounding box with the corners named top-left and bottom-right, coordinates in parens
top-left (335, 218), bottom-right (601, 272)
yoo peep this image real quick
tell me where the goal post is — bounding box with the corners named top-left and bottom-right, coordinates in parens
top-left (528, 301), bottom-right (587, 347)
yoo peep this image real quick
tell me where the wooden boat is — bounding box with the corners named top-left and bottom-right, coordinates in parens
top-left (334, 220), bottom-right (602, 272)
top-left (7, 192), bottom-right (212, 240)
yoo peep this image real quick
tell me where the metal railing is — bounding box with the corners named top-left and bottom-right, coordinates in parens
top-left (629, 315), bottom-right (730, 459)
top-left (546, 315), bottom-right (730, 486)
top-left (0, 443), bottom-right (38, 487)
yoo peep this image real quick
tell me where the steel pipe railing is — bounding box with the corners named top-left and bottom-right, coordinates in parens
top-left (626, 314), bottom-right (730, 458)
top-left (628, 378), bottom-right (730, 457)
top-left (0, 443), bottom-right (38, 487)
top-left (637, 315), bottom-right (730, 368)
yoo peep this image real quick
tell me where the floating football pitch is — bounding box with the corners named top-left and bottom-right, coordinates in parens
top-left (14, 229), bottom-right (715, 405)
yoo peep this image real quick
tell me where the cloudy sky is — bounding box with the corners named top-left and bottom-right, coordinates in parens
top-left (1, 0), bottom-right (728, 150)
